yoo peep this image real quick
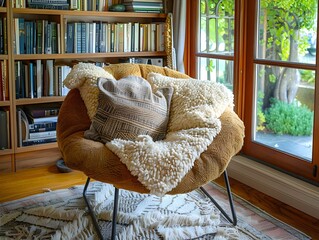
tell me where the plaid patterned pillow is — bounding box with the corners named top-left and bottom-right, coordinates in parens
top-left (84, 76), bottom-right (173, 143)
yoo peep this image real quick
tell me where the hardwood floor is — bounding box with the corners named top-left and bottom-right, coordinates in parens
top-left (0, 165), bottom-right (318, 239)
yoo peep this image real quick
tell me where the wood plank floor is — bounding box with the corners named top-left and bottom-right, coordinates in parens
top-left (0, 165), bottom-right (318, 239)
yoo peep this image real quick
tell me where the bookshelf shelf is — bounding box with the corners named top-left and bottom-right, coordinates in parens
top-left (15, 96), bottom-right (65, 105)
top-left (13, 8), bottom-right (167, 19)
top-left (0, 101), bottom-right (10, 107)
top-left (15, 142), bottom-right (58, 154)
top-left (14, 52), bottom-right (167, 60)
top-left (0, 149), bottom-right (13, 156)
top-left (1, 1), bottom-right (172, 173)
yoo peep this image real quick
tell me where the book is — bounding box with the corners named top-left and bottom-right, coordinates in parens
top-left (25, 108), bottom-right (59, 118)
top-left (0, 108), bottom-right (9, 150)
top-left (0, 61), bottom-right (3, 101)
top-left (156, 23), bottom-right (165, 51)
top-left (28, 61), bottom-right (36, 98)
top-left (29, 121), bottom-right (57, 132)
top-left (29, 130), bottom-right (56, 139)
top-left (0, 18), bottom-right (3, 54)
top-left (19, 18), bottom-right (25, 54)
top-left (22, 137), bottom-right (56, 146)
top-left (0, 60), bottom-right (6, 101)
top-left (66, 22), bottom-right (75, 53)
top-left (35, 20), bottom-right (43, 54)
top-left (46, 59), bottom-right (54, 96)
top-left (36, 59), bottom-right (42, 98)
top-left (17, 108), bottom-right (30, 147)
top-left (45, 21), bottom-right (52, 54)
top-left (51, 22), bottom-right (58, 54)
top-left (30, 115), bottom-right (58, 124)
top-left (14, 18), bottom-right (20, 54)
top-left (74, 22), bottom-right (81, 53)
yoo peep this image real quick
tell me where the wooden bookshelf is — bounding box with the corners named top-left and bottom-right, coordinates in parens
top-left (0, 1), bottom-right (172, 172)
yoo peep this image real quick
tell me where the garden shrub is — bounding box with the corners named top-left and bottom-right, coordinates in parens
top-left (265, 98), bottom-right (313, 136)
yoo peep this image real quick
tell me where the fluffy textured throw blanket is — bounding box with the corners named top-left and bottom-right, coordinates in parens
top-left (64, 65), bottom-right (233, 196)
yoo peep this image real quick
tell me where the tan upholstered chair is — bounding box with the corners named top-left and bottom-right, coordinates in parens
top-left (57, 63), bottom-right (245, 239)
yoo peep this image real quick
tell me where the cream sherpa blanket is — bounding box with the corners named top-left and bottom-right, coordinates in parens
top-left (64, 65), bottom-right (233, 196)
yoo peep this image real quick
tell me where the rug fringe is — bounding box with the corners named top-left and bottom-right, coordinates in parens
top-left (52, 215), bottom-right (96, 240)
top-left (0, 211), bottom-right (21, 227)
top-left (214, 227), bottom-right (240, 240)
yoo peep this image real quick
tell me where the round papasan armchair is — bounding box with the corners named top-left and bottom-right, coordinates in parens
top-left (57, 63), bottom-right (245, 239)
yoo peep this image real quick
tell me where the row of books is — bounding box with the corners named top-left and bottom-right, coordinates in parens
top-left (15, 60), bottom-right (71, 99)
top-left (0, 17), bottom-right (7, 55)
top-left (14, 0), bottom-right (69, 9)
top-left (0, 60), bottom-right (8, 101)
top-left (65, 21), bottom-right (165, 54)
top-left (17, 106), bottom-right (59, 147)
top-left (13, 0), bottom-right (121, 10)
top-left (14, 18), bottom-right (60, 54)
top-left (69, 0), bottom-right (109, 11)
top-left (0, 108), bottom-right (10, 150)
top-left (123, 0), bottom-right (163, 13)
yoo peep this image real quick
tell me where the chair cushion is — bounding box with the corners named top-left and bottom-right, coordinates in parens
top-left (84, 76), bottom-right (173, 143)
top-left (57, 64), bottom-right (245, 194)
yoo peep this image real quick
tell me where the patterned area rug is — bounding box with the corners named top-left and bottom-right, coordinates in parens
top-left (0, 181), bottom-right (310, 240)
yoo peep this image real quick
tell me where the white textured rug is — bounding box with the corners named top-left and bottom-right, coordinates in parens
top-left (0, 182), bottom-right (309, 240)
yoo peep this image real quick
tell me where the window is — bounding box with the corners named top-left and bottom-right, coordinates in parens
top-left (190, 0), bottom-right (319, 183)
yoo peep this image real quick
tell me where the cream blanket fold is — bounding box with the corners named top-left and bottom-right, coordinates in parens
top-left (106, 73), bottom-right (234, 196)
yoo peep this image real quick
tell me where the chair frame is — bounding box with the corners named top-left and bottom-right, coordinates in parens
top-left (83, 170), bottom-right (237, 240)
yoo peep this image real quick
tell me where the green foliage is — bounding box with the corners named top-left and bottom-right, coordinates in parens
top-left (300, 69), bottom-right (315, 83)
top-left (260, 0), bottom-right (316, 63)
top-left (268, 73), bottom-right (276, 83)
top-left (257, 91), bottom-right (266, 131)
top-left (265, 99), bottom-right (313, 136)
top-left (206, 59), bottom-right (215, 72)
top-left (200, 0), bottom-right (234, 52)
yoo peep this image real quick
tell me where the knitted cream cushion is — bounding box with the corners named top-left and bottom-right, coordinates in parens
top-left (84, 76), bottom-right (173, 143)
top-left (147, 72), bottom-right (234, 132)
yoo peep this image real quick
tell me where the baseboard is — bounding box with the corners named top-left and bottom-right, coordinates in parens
top-left (228, 155), bottom-right (319, 219)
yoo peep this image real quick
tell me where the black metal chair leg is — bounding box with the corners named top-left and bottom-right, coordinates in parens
top-left (200, 170), bottom-right (237, 226)
top-left (111, 188), bottom-right (119, 240)
top-left (83, 177), bottom-right (120, 240)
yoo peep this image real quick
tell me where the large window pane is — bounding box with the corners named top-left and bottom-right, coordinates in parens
top-left (257, 0), bottom-right (318, 64)
top-left (199, 0), bottom-right (235, 55)
top-left (197, 57), bottom-right (234, 90)
top-left (253, 65), bottom-right (314, 161)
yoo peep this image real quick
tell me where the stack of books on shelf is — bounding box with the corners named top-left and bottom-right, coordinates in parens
top-left (17, 105), bottom-right (60, 147)
top-left (123, 0), bottom-right (163, 13)
top-left (65, 21), bottom-right (165, 53)
top-left (0, 108), bottom-right (10, 150)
